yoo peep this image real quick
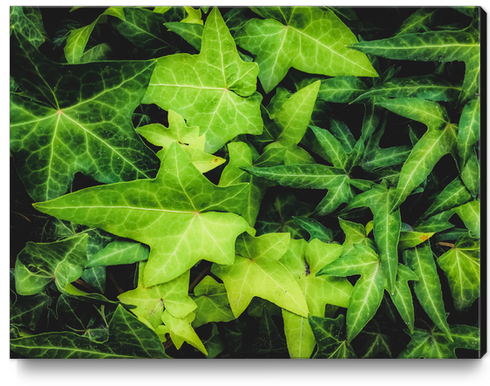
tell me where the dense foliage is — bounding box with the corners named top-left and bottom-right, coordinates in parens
top-left (10, 6), bottom-right (482, 359)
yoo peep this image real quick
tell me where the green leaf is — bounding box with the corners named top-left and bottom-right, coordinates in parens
top-left (87, 240), bottom-right (149, 268)
top-left (460, 149), bottom-right (480, 197)
top-left (165, 22), bottom-right (203, 51)
top-left (357, 321), bottom-right (394, 358)
top-left (393, 8), bottom-right (439, 37)
top-left (457, 98), bottom-right (480, 167)
top-left (436, 235), bottom-right (480, 312)
top-left (136, 110), bottom-right (226, 174)
top-left (399, 324), bottom-right (479, 359)
top-left (398, 231), bottom-right (435, 250)
top-left (15, 234), bottom-right (88, 296)
top-left (454, 199), bottom-right (480, 238)
top-left (10, 31), bottom-right (160, 202)
top-left (389, 264), bottom-right (418, 334)
top-left (219, 142), bottom-right (282, 226)
top-left (318, 244), bottom-right (384, 342)
top-left (292, 217), bottom-right (333, 243)
top-left (254, 309), bottom-right (287, 355)
top-left (10, 305), bottom-right (170, 358)
top-left (162, 311), bottom-right (208, 355)
top-left (64, 7), bottom-right (124, 63)
top-left (421, 177), bottom-right (472, 219)
top-left (316, 76), bottom-right (368, 103)
top-left (391, 122), bottom-right (457, 211)
top-left (212, 232), bottom-right (309, 318)
top-left (118, 262), bottom-right (196, 328)
top-left (235, 7), bottom-right (377, 93)
top-left (352, 75), bottom-right (461, 104)
top-left (191, 276), bottom-right (235, 328)
top-left (10, 6), bottom-right (45, 48)
top-left (402, 242), bottom-right (452, 340)
top-left (309, 314), bottom-right (356, 358)
top-left (344, 184), bottom-right (401, 294)
top-left (143, 7), bottom-right (262, 153)
top-left (280, 239), bottom-right (353, 357)
top-left (111, 7), bottom-right (184, 58)
top-left (34, 142), bottom-right (250, 287)
top-left (350, 29), bottom-right (479, 103)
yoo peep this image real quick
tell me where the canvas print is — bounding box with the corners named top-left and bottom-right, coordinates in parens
top-left (10, 6), bottom-right (482, 359)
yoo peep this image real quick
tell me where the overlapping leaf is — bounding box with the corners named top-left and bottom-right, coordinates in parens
top-left (436, 235), bottom-right (480, 311)
top-left (14, 233), bottom-right (88, 296)
top-left (309, 314), bottom-right (356, 358)
top-left (33, 142), bottom-right (250, 287)
top-left (235, 6), bottom-right (377, 93)
top-left (212, 232), bottom-right (309, 318)
top-left (10, 305), bottom-right (170, 358)
top-left (280, 238), bottom-right (352, 358)
top-left (10, 31), bottom-right (160, 202)
top-left (351, 28), bottom-right (480, 103)
top-left (143, 7), bottom-right (263, 153)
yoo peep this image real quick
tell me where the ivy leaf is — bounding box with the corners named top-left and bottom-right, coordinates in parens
top-left (318, 243), bottom-right (384, 342)
top-left (344, 183), bottom-right (401, 294)
top-left (10, 305), bottom-right (170, 358)
top-left (357, 320), bottom-right (394, 358)
top-left (191, 276), bottom-right (235, 328)
top-left (460, 149), bottom-right (480, 197)
top-left (351, 75), bottom-right (462, 104)
top-left (350, 29), bottom-right (480, 104)
top-left (420, 177), bottom-right (472, 220)
top-left (10, 30), bottom-right (160, 202)
top-left (212, 232), bottom-right (309, 318)
top-left (118, 262), bottom-right (196, 329)
top-left (292, 217), bottom-right (333, 243)
top-left (34, 142), bottom-right (250, 287)
top-left (143, 7), bottom-right (262, 153)
top-left (454, 199), bottom-right (480, 238)
top-left (391, 121), bottom-right (457, 211)
top-left (10, 6), bottom-right (45, 48)
top-left (14, 233), bottom-right (88, 296)
top-left (402, 242), bottom-right (452, 340)
top-left (235, 7), bottom-right (377, 93)
top-left (161, 311), bottom-right (208, 355)
top-left (309, 314), bottom-right (356, 358)
top-left (457, 98), bottom-right (480, 168)
top-left (281, 239), bottom-right (353, 358)
top-left (398, 231), bottom-right (435, 250)
top-left (254, 192), bottom-right (315, 239)
top-left (136, 110), bottom-right (226, 174)
top-left (436, 235), bottom-right (480, 312)
top-left (64, 7), bottom-right (124, 63)
top-left (398, 324), bottom-right (479, 359)
top-left (389, 264), bottom-right (418, 334)
top-left (87, 239), bottom-right (149, 268)
top-left (393, 8), bottom-right (439, 36)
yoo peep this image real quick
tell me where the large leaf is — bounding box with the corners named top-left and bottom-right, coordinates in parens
top-left (235, 7), bottom-right (377, 93)
top-left (10, 31), bottom-right (160, 202)
top-left (436, 235), bottom-right (480, 312)
top-left (10, 305), bottom-right (170, 358)
top-left (212, 232), bottom-right (309, 318)
top-left (143, 7), bottom-right (262, 153)
top-left (14, 234), bottom-right (88, 296)
top-left (402, 243), bottom-right (452, 340)
top-left (34, 142), bottom-right (250, 287)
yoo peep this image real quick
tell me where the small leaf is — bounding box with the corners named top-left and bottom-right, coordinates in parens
top-left (309, 314), bottom-right (356, 358)
top-left (389, 264), bottom-right (418, 333)
top-left (457, 98), bottom-right (480, 167)
top-left (398, 231), bottom-right (435, 250)
top-left (87, 240), bottom-right (149, 268)
top-left (162, 311), bottom-right (207, 355)
top-left (454, 199), bottom-right (480, 238)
